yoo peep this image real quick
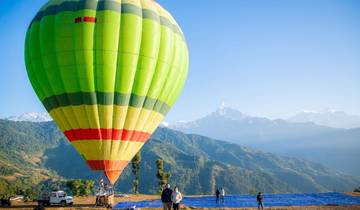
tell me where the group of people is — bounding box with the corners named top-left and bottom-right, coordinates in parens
top-left (216, 188), bottom-right (264, 210)
top-left (161, 184), bottom-right (263, 210)
top-left (161, 184), bottom-right (182, 210)
top-left (215, 187), bottom-right (226, 204)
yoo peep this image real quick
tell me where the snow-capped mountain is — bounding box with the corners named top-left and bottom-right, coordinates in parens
top-left (6, 112), bottom-right (52, 122)
top-left (288, 109), bottom-right (360, 129)
top-left (211, 102), bottom-right (251, 121)
top-left (170, 104), bottom-right (269, 131)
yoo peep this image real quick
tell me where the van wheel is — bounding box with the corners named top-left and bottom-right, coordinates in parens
top-left (61, 200), bottom-right (66, 207)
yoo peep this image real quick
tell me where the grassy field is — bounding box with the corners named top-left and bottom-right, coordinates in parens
top-left (3, 193), bottom-right (360, 210)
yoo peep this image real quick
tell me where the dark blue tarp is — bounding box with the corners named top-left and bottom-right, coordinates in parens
top-left (113, 192), bottom-right (360, 209)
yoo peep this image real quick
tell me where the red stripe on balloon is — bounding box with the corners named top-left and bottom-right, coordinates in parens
top-left (86, 160), bottom-right (129, 171)
top-left (64, 129), bottom-right (151, 142)
top-left (74, 16), bottom-right (97, 23)
top-left (83, 16), bottom-right (97, 23)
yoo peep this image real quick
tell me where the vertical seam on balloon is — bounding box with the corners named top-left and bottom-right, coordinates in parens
top-left (111, 1), bottom-right (123, 161)
top-left (119, 0), bottom-right (143, 161)
top-left (52, 5), bottom-right (82, 137)
top-left (156, 34), bottom-right (184, 117)
top-left (130, 2), bottom-right (162, 151)
top-left (25, 35), bottom-right (41, 100)
top-left (142, 19), bottom-right (177, 134)
top-left (28, 25), bottom-right (69, 131)
top-left (167, 42), bottom-right (188, 109)
top-left (27, 29), bottom-right (50, 125)
top-left (29, 26), bottom-right (52, 107)
top-left (68, 0), bottom-right (84, 157)
top-left (38, 10), bottom-right (74, 133)
top-left (167, 43), bottom-right (187, 106)
top-left (98, 0), bottom-right (115, 163)
top-left (25, 33), bottom-right (44, 104)
top-left (114, 1), bottom-right (142, 160)
top-left (78, 1), bottom-right (102, 160)
top-left (72, 2), bottom-right (93, 137)
top-left (159, 42), bottom-right (186, 119)
top-left (91, 0), bottom-right (104, 167)
top-left (123, 0), bottom-right (155, 157)
top-left (135, 2), bottom-right (167, 140)
top-left (95, 0), bottom-right (109, 165)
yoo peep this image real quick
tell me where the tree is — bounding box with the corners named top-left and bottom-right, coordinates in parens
top-left (66, 180), bottom-right (82, 196)
top-left (354, 187), bottom-right (360, 193)
top-left (248, 188), bottom-right (257, 195)
top-left (80, 180), bottom-right (95, 196)
top-left (131, 151), bottom-right (141, 194)
top-left (0, 180), bottom-right (15, 199)
top-left (156, 159), bottom-right (171, 193)
top-left (66, 179), bottom-right (95, 196)
top-left (23, 188), bottom-right (39, 201)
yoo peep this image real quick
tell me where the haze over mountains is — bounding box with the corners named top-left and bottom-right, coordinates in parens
top-left (168, 105), bottom-right (360, 176)
top-left (288, 109), bottom-right (360, 129)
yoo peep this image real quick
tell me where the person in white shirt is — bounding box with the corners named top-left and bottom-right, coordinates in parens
top-left (220, 187), bottom-right (225, 203)
top-left (171, 186), bottom-right (182, 210)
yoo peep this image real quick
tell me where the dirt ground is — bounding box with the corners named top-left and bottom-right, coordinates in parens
top-left (2, 193), bottom-right (360, 210)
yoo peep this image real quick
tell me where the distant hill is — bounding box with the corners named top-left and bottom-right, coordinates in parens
top-left (0, 120), bottom-right (63, 193)
top-left (0, 119), bottom-right (359, 194)
top-left (288, 110), bottom-right (360, 129)
top-left (169, 106), bottom-right (360, 175)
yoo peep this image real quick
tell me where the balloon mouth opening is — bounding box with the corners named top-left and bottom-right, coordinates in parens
top-left (104, 170), bottom-right (121, 185)
top-left (86, 160), bottom-right (129, 184)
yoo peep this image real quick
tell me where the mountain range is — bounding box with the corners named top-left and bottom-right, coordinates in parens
top-left (7, 109), bottom-right (360, 129)
top-left (5, 108), bottom-right (360, 129)
top-left (0, 119), bottom-right (359, 194)
top-left (288, 109), bottom-right (360, 129)
top-left (169, 106), bottom-right (360, 176)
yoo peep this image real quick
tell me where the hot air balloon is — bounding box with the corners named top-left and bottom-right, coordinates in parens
top-left (25, 0), bottom-right (189, 184)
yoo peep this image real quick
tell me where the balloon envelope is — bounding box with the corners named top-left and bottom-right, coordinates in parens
top-left (25, 0), bottom-right (189, 184)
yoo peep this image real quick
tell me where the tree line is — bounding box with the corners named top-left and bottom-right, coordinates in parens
top-left (0, 151), bottom-right (171, 199)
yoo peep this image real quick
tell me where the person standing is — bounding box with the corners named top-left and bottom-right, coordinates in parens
top-left (161, 184), bottom-right (173, 210)
top-left (220, 187), bottom-right (225, 203)
top-left (257, 192), bottom-right (264, 210)
top-left (171, 186), bottom-right (182, 210)
top-left (215, 188), bottom-right (220, 204)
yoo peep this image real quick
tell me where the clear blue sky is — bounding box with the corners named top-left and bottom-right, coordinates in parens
top-left (0, 0), bottom-right (359, 122)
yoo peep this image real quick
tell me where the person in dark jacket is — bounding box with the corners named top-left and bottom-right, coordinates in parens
top-left (215, 188), bottom-right (220, 204)
top-left (257, 192), bottom-right (264, 210)
top-left (161, 184), bottom-right (173, 210)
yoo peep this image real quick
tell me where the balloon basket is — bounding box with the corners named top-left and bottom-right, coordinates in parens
top-left (95, 194), bottom-right (114, 208)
